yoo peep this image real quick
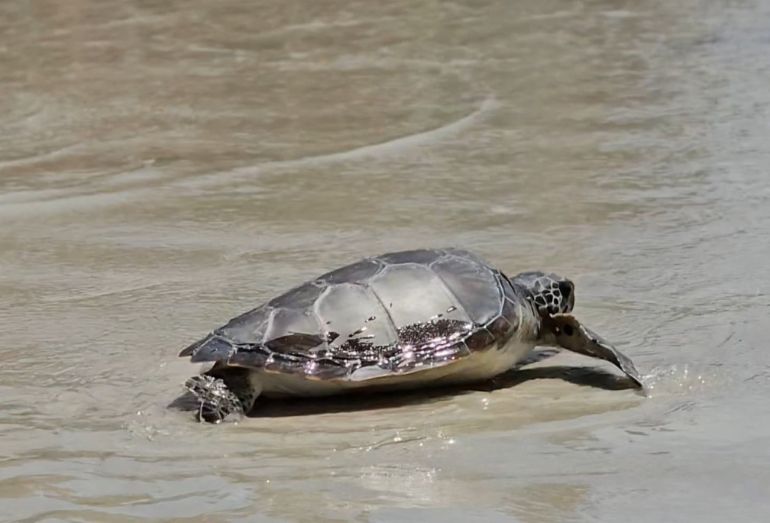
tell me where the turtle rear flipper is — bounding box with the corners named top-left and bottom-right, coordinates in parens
top-left (185, 368), bottom-right (261, 423)
top-left (185, 375), bottom-right (244, 423)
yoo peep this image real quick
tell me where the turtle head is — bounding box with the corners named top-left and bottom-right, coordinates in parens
top-left (511, 271), bottom-right (575, 317)
top-left (511, 271), bottom-right (644, 388)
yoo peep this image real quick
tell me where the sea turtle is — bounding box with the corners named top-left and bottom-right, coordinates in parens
top-left (179, 248), bottom-right (643, 422)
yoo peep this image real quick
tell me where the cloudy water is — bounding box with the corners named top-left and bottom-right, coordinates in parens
top-left (1, 0), bottom-right (770, 521)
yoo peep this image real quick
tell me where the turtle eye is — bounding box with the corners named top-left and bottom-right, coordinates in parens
top-left (558, 281), bottom-right (574, 312)
top-left (562, 324), bottom-right (574, 336)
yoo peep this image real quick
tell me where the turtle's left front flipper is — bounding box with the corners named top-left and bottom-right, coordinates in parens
top-left (544, 314), bottom-right (644, 388)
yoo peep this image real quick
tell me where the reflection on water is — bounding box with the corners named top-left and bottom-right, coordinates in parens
top-left (2, 0), bottom-right (770, 521)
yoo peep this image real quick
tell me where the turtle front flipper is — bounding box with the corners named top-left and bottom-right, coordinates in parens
top-left (543, 314), bottom-right (644, 388)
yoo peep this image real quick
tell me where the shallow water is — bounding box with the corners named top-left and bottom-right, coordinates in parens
top-left (2, 0), bottom-right (770, 521)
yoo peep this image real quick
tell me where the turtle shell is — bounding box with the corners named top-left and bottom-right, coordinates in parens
top-left (180, 248), bottom-right (524, 380)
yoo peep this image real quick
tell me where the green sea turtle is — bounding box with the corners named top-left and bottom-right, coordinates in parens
top-left (179, 248), bottom-right (643, 422)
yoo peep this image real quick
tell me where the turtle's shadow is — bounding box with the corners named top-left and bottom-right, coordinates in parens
top-left (169, 349), bottom-right (641, 418)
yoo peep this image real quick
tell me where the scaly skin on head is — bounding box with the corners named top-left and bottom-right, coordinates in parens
top-left (510, 271), bottom-right (575, 316)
